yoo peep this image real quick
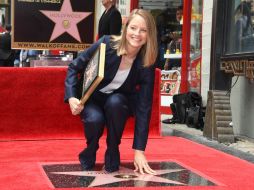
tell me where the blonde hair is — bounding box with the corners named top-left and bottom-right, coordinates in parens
top-left (111, 9), bottom-right (158, 67)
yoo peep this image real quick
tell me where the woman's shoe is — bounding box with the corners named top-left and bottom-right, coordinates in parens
top-left (79, 157), bottom-right (95, 171)
top-left (162, 118), bottom-right (176, 124)
top-left (79, 153), bottom-right (96, 171)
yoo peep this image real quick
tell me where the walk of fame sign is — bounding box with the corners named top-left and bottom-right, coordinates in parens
top-left (11, 0), bottom-right (95, 51)
top-left (41, 162), bottom-right (218, 188)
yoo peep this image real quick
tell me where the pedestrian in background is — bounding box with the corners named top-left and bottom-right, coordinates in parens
top-left (0, 24), bottom-right (15, 67)
top-left (98, 0), bottom-right (122, 38)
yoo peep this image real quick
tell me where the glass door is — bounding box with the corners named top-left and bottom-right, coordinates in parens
top-left (181, 0), bottom-right (202, 93)
top-left (188, 0), bottom-right (203, 93)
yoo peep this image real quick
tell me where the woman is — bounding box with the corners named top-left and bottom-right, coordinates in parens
top-left (98, 0), bottom-right (122, 38)
top-left (65, 9), bottom-right (157, 174)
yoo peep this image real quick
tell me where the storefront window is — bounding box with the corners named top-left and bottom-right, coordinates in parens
top-left (188, 0), bottom-right (202, 93)
top-left (0, 8), bottom-right (5, 32)
top-left (225, 0), bottom-right (254, 54)
top-left (190, 0), bottom-right (202, 59)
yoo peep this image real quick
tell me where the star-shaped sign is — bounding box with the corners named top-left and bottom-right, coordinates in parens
top-left (52, 166), bottom-right (187, 187)
top-left (40, 0), bottom-right (92, 42)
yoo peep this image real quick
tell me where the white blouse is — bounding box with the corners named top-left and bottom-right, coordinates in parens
top-left (100, 68), bottom-right (131, 94)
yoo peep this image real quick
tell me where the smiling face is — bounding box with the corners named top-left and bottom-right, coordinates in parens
top-left (115, 9), bottom-right (157, 67)
top-left (126, 15), bottom-right (148, 52)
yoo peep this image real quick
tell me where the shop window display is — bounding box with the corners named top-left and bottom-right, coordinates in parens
top-left (226, 0), bottom-right (254, 54)
top-left (188, 0), bottom-right (202, 93)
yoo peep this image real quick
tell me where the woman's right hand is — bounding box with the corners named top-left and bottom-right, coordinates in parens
top-left (68, 97), bottom-right (84, 115)
top-left (134, 150), bottom-right (156, 175)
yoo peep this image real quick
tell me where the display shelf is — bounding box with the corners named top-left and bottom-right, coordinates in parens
top-left (30, 59), bottom-right (71, 67)
top-left (164, 53), bottom-right (182, 59)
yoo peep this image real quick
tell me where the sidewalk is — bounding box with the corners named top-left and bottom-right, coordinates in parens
top-left (161, 114), bottom-right (254, 163)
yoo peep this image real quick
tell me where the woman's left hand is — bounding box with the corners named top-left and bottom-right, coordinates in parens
top-left (134, 150), bottom-right (156, 175)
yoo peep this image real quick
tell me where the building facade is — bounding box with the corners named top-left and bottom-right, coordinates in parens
top-left (205, 0), bottom-right (254, 139)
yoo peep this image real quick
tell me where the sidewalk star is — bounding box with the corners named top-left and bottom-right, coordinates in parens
top-left (53, 166), bottom-right (186, 187)
top-left (40, 0), bottom-right (91, 42)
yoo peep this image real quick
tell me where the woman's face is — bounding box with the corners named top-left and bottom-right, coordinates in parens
top-left (126, 15), bottom-right (148, 50)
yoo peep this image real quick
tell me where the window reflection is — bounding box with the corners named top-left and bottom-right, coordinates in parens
top-left (190, 0), bottom-right (202, 59)
top-left (226, 0), bottom-right (254, 54)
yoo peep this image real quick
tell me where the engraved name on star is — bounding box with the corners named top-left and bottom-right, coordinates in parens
top-left (52, 166), bottom-right (187, 187)
top-left (40, 0), bottom-right (92, 42)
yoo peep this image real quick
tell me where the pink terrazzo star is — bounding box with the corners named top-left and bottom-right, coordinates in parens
top-left (40, 0), bottom-right (91, 42)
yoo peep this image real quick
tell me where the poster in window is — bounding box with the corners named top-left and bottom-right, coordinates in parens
top-left (161, 70), bottom-right (181, 96)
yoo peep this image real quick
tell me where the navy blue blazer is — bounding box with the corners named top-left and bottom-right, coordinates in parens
top-left (65, 35), bottom-right (155, 151)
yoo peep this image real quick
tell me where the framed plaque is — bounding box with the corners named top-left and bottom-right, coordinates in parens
top-left (80, 43), bottom-right (106, 105)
